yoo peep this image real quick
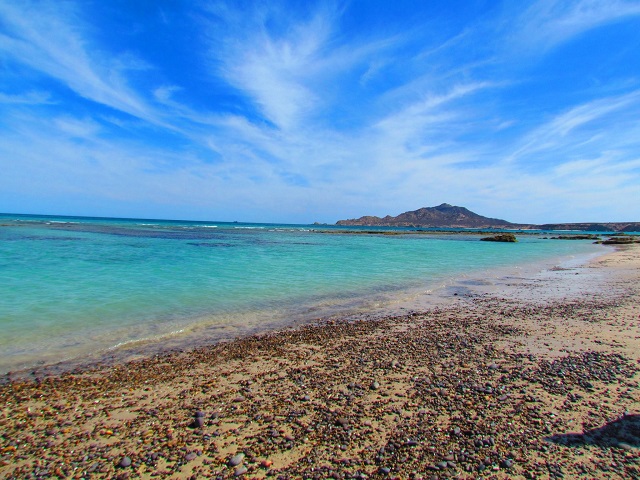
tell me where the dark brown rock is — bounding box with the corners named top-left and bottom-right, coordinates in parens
top-left (480, 233), bottom-right (517, 242)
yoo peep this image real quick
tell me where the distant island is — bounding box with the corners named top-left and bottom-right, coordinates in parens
top-left (336, 203), bottom-right (640, 232)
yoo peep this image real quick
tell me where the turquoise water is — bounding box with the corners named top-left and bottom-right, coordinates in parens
top-left (0, 213), bottom-right (603, 373)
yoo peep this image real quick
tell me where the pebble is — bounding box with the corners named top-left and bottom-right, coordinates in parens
top-left (118, 456), bottom-right (132, 468)
top-left (336, 417), bottom-right (349, 427)
top-left (191, 416), bottom-right (205, 428)
top-left (501, 458), bottom-right (514, 468)
top-left (229, 453), bottom-right (245, 467)
top-left (185, 452), bottom-right (197, 461)
top-left (234, 466), bottom-right (248, 476)
top-left (616, 442), bottom-right (634, 451)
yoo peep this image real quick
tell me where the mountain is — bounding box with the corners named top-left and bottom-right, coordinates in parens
top-left (335, 204), bottom-right (640, 231)
top-left (336, 203), bottom-right (519, 228)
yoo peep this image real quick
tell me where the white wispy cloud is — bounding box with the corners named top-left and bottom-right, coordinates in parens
top-left (507, 89), bottom-right (640, 164)
top-left (0, 1), bottom-right (154, 122)
top-left (0, 90), bottom-right (53, 104)
top-left (53, 116), bottom-right (102, 138)
top-left (508, 0), bottom-right (640, 52)
top-left (204, 4), bottom-right (334, 130)
top-left (374, 82), bottom-right (496, 140)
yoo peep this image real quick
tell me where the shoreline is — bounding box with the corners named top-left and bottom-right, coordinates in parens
top-left (1, 245), bottom-right (639, 479)
top-left (1, 241), bottom-right (606, 380)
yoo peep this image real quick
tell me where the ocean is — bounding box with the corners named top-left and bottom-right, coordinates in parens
top-left (0, 213), bottom-right (605, 374)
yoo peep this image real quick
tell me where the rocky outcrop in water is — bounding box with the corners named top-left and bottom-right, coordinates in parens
top-left (600, 236), bottom-right (640, 245)
top-left (480, 233), bottom-right (517, 242)
top-left (551, 235), bottom-right (601, 240)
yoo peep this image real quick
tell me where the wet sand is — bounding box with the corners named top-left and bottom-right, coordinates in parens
top-left (1, 245), bottom-right (639, 479)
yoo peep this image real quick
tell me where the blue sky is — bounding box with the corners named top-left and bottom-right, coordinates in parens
top-left (1, 0), bottom-right (640, 224)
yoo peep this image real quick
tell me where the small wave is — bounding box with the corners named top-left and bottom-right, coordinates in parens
top-left (108, 328), bottom-right (186, 350)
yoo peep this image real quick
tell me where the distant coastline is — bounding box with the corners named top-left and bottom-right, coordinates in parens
top-left (336, 203), bottom-right (640, 232)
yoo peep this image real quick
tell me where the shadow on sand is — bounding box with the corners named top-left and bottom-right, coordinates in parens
top-left (546, 414), bottom-right (639, 449)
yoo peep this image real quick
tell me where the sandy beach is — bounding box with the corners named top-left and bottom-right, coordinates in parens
top-left (1, 245), bottom-right (639, 479)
